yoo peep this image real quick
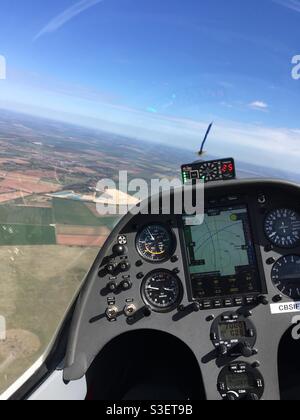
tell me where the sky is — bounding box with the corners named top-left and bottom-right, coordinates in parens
top-left (0, 0), bottom-right (300, 171)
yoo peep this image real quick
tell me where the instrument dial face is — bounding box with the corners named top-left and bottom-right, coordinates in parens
top-left (136, 224), bottom-right (174, 263)
top-left (142, 271), bottom-right (183, 312)
top-left (264, 209), bottom-right (300, 249)
top-left (198, 162), bottom-right (220, 182)
top-left (271, 255), bottom-right (300, 300)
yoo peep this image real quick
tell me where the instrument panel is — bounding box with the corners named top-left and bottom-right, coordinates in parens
top-left (64, 180), bottom-right (300, 401)
top-left (133, 204), bottom-right (300, 308)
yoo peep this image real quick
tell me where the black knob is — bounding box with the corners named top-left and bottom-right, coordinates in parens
top-left (239, 342), bottom-right (253, 358)
top-left (248, 393), bottom-right (259, 400)
top-left (257, 295), bottom-right (268, 306)
top-left (136, 260), bottom-right (143, 267)
top-left (193, 302), bottom-right (201, 312)
top-left (112, 244), bottom-right (127, 256)
top-left (137, 272), bottom-right (144, 280)
top-left (120, 279), bottom-right (132, 290)
top-left (218, 344), bottom-right (228, 356)
top-left (143, 307), bottom-right (152, 317)
top-left (107, 281), bottom-right (118, 291)
top-left (266, 257), bottom-right (275, 265)
top-left (106, 262), bottom-right (117, 274)
top-left (119, 261), bottom-right (131, 272)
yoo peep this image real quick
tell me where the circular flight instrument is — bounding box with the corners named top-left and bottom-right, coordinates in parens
top-left (264, 209), bottom-right (300, 249)
top-left (136, 224), bottom-right (175, 263)
top-left (198, 161), bottom-right (220, 182)
top-left (271, 255), bottom-right (300, 300)
top-left (141, 270), bottom-right (183, 312)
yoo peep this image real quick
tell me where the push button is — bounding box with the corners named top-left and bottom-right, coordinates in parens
top-left (234, 297), bottom-right (244, 306)
top-left (224, 298), bottom-right (233, 307)
top-left (203, 300), bottom-right (213, 310)
top-left (213, 299), bottom-right (222, 308)
top-left (246, 296), bottom-right (255, 305)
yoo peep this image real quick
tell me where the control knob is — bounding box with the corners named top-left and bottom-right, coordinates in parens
top-left (107, 262), bottom-right (118, 274)
top-left (218, 344), bottom-right (228, 356)
top-left (226, 391), bottom-right (239, 401)
top-left (119, 261), bottom-right (131, 272)
top-left (105, 305), bottom-right (119, 320)
top-left (120, 279), bottom-right (132, 290)
top-left (248, 393), bottom-right (259, 400)
top-left (124, 304), bottom-right (137, 317)
top-left (239, 342), bottom-right (254, 358)
top-left (107, 281), bottom-right (118, 292)
top-left (112, 244), bottom-right (127, 256)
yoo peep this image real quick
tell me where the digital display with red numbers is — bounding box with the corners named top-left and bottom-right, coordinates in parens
top-left (222, 162), bottom-right (234, 174)
top-left (182, 158), bottom-right (236, 184)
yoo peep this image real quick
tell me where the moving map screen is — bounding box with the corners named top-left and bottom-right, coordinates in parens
top-left (183, 206), bottom-right (261, 300)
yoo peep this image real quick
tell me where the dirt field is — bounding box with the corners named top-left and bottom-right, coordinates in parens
top-left (56, 234), bottom-right (108, 247)
top-left (0, 192), bottom-right (31, 203)
top-left (0, 244), bottom-right (99, 394)
top-left (0, 179), bottom-right (61, 194)
top-left (56, 225), bottom-right (110, 236)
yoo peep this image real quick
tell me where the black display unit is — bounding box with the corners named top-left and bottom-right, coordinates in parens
top-left (182, 204), bottom-right (263, 307)
top-left (182, 158), bottom-right (236, 184)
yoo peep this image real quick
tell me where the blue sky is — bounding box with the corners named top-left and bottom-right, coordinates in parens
top-left (0, 0), bottom-right (300, 171)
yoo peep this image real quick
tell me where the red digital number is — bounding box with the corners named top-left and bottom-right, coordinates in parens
top-left (222, 162), bottom-right (234, 174)
top-left (222, 164), bottom-right (228, 173)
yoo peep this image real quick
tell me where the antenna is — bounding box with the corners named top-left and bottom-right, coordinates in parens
top-left (198, 122), bottom-right (213, 156)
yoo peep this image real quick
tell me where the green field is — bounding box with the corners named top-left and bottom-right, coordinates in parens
top-left (53, 198), bottom-right (118, 228)
top-left (0, 206), bottom-right (54, 225)
top-left (0, 245), bottom-right (99, 394)
top-left (0, 224), bottom-right (56, 245)
top-left (0, 200), bottom-right (118, 246)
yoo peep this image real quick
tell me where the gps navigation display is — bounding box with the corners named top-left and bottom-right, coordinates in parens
top-left (183, 206), bottom-right (261, 300)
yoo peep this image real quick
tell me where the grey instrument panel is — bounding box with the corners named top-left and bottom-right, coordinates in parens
top-left (63, 179), bottom-right (300, 400)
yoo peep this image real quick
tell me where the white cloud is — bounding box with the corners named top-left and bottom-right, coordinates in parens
top-left (249, 101), bottom-right (269, 111)
top-left (34, 0), bottom-right (104, 41)
top-left (272, 0), bottom-right (300, 13)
